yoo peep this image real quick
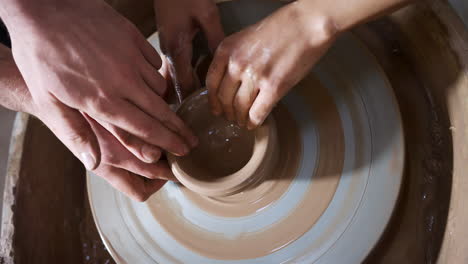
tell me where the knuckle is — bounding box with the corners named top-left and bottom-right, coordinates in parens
top-left (103, 152), bottom-right (119, 165)
top-left (217, 41), bottom-right (230, 56)
top-left (259, 77), bottom-right (276, 90)
top-left (228, 59), bottom-right (243, 75)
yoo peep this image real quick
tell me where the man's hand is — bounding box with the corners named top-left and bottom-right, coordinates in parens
top-left (0, 44), bottom-right (171, 202)
top-left (154, 0), bottom-right (224, 96)
top-left (0, 0), bottom-right (198, 170)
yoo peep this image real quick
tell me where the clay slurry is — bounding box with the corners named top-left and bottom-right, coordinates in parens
top-left (176, 92), bottom-right (255, 180)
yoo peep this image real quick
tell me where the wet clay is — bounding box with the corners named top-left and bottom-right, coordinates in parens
top-left (176, 92), bottom-right (255, 178)
top-left (148, 75), bottom-right (345, 260)
top-left (168, 89), bottom-right (278, 197)
top-left (180, 104), bottom-right (300, 218)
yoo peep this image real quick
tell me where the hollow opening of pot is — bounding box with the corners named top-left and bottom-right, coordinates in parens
top-left (176, 91), bottom-right (255, 181)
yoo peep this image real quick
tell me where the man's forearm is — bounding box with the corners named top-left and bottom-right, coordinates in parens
top-left (0, 44), bottom-right (31, 113)
top-left (0, 0), bottom-right (97, 36)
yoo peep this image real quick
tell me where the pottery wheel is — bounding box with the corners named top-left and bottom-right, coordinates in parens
top-left (87, 1), bottom-right (404, 263)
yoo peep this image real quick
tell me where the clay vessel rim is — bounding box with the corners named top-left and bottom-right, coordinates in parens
top-left (167, 89), bottom-right (277, 196)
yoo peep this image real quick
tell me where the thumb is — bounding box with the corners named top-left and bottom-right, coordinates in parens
top-left (40, 102), bottom-right (101, 170)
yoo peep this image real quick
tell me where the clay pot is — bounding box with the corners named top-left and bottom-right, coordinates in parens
top-left (167, 89), bottom-right (278, 197)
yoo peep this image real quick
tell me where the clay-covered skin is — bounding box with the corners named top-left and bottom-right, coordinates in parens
top-left (176, 91), bottom-right (255, 179)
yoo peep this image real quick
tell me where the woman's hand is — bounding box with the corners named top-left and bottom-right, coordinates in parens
top-left (206, 2), bottom-right (338, 129)
top-left (154, 0), bottom-right (224, 97)
top-left (0, 0), bottom-right (198, 170)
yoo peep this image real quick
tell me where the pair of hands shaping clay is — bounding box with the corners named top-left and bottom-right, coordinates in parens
top-left (167, 89), bottom-right (278, 197)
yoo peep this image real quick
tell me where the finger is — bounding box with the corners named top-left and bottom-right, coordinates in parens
top-left (108, 126), bottom-right (163, 164)
top-left (41, 100), bottom-right (101, 170)
top-left (94, 165), bottom-right (166, 202)
top-left (217, 70), bottom-right (241, 122)
top-left (158, 55), bottom-right (179, 106)
top-left (247, 89), bottom-right (279, 130)
top-left (206, 46), bottom-right (228, 116)
top-left (85, 115), bottom-right (176, 180)
top-left (197, 5), bottom-right (225, 53)
top-left (85, 114), bottom-right (162, 164)
top-left (92, 98), bottom-right (192, 156)
top-left (234, 75), bottom-right (258, 127)
top-left (165, 31), bottom-right (195, 93)
top-left (131, 83), bottom-right (198, 147)
top-left (140, 63), bottom-right (167, 96)
top-left (117, 160), bottom-right (175, 181)
top-left (137, 36), bottom-right (163, 70)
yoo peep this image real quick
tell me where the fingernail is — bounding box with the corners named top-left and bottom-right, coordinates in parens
top-left (142, 145), bottom-right (161, 163)
top-left (81, 152), bottom-right (96, 170)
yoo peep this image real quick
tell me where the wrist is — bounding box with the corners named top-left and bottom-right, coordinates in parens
top-left (292, 0), bottom-right (340, 50)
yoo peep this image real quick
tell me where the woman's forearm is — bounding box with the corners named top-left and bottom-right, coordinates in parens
top-left (297, 0), bottom-right (415, 36)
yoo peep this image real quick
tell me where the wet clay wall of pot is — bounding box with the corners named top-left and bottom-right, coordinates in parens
top-left (1, 0), bottom-right (467, 263)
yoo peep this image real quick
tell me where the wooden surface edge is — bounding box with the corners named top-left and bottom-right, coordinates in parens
top-left (0, 113), bottom-right (30, 264)
top-left (428, 1), bottom-right (468, 263)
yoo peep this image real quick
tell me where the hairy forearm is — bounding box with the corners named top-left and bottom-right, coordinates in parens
top-left (0, 44), bottom-right (31, 113)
